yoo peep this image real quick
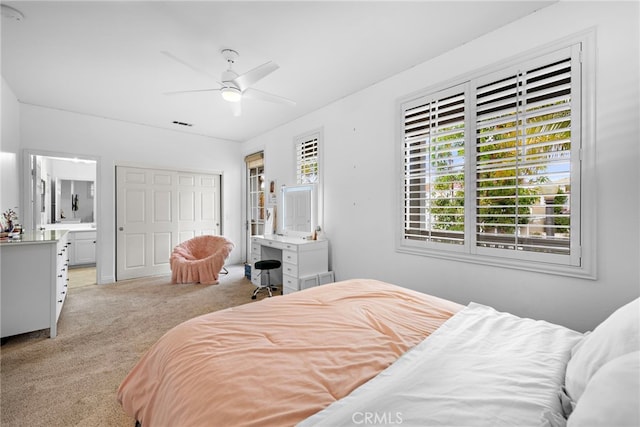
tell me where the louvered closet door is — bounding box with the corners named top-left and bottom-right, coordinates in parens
top-left (116, 166), bottom-right (221, 281)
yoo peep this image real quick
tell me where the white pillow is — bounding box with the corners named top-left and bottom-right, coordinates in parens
top-left (564, 297), bottom-right (639, 403)
top-left (567, 351), bottom-right (640, 427)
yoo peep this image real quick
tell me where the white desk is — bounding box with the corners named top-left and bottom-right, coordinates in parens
top-left (250, 235), bottom-right (332, 295)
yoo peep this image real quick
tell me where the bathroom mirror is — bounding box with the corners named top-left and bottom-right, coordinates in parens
top-left (281, 184), bottom-right (317, 237)
top-left (27, 153), bottom-right (97, 230)
top-left (58, 179), bottom-right (95, 223)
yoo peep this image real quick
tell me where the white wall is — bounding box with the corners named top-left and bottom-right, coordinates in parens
top-left (243, 1), bottom-right (640, 332)
top-left (19, 104), bottom-right (243, 284)
top-left (49, 158), bottom-right (96, 181)
top-left (1, 77), bottom-right (21, 219)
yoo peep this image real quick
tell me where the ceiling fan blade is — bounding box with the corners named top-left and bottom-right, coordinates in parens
top-left (243, 87), bottom-right (296, 106)
top-left (233, 61), bottom-right (279, 91)
top-left (230, 101), bottom-right (242, 117)
top-left (161, 50), bottom-right (215, 80)
top-left (163, 88), bottom-right (221, 96)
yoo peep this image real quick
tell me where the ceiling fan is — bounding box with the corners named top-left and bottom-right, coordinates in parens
top-left (162, 49), bottom-right (295, 117)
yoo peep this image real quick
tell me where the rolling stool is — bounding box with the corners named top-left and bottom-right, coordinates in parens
top-left (251, 259), bottom-right (281, 299)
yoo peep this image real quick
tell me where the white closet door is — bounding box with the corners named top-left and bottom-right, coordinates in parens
top-left (116, 166), bottom-right (221, 281)
top-left (176, 172), bottom-right (221, 244)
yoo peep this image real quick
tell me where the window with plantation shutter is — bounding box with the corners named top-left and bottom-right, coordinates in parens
top-left (398, 40), bottom-right (592, 278)
top-left (475, 54), bottom-right (574, 258)
top-left (402, 87), bottom-right (466, 247)
top-left (296, 133), bottom-right (319, 184)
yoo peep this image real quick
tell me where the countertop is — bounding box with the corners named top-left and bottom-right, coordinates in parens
top-left (44, 223), bottom-right (97, 231)
top-left (252, 234), bottom-right (325, 245)
top-left (0, 230), bottom-right (68, 246)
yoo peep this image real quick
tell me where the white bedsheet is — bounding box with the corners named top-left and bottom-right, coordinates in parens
top-left (299, 303), bottom-right (583, 427)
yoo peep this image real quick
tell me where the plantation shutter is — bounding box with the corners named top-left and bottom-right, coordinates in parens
top-left (475, 48), bottom-right (575, 257)
top-left (296, 134), bottom-right (319, 184)
top-left (402, 86), bottom-right (466, 246)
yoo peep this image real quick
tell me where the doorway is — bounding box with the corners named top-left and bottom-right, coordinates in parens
top-left (245, 152), bottom-right (265, 263)
top-left (23, 150), bottom-right (99, 287)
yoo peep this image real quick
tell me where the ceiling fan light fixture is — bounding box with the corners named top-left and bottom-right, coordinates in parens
top-left (221, 87), bottom-right (241, 103)
top-left (1, 4), bottom-right (25, 22)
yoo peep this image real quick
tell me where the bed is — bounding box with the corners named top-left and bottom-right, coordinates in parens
top-left (117, 279), bottom-right (639, 427)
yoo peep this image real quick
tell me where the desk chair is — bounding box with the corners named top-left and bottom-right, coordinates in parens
top-left (251, 259), bottom-right (281, 299)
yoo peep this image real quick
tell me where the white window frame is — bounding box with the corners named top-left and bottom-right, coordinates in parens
top-left (295, 130), bottom-right (321, 185)
top-left (294, 128), bottom-right (324, 230)
top-left (396, 32), bottom-right (596, 279)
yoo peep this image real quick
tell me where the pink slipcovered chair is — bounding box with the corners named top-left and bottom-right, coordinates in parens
top-left (170, 235), bottom-right (234, 285)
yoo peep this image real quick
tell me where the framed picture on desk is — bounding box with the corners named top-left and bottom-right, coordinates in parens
top-left (264, 207), bottom-right (275, 236)
top-left (268, 180), bottom-right (277, 205)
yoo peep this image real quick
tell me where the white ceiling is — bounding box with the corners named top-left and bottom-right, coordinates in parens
top-left (1, 1), bottom-right (555, 143)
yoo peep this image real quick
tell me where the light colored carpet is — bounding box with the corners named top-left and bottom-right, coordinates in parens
top-left (0, 264), bottom-right (270, 427)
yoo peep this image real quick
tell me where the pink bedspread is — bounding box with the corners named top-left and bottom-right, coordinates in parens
top-left (117, 279), bottom-right (462, 426)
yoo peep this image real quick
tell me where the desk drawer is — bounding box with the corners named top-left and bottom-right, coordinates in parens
top-left (282, 243), bottom-right (297, 251)
top-left (282, 250), bottom-right (298, 265)
top-left (282, 262), bottom-right (298, 277)
top-left (261, 239), bottom-right (286, 250)
top-left (283, 274), bottom-right (299, 291)
top-left (283, 285), bottom-right (298, 295)
top-left (250, 253), bottom-right (260, 265)
top-left (251, 243), bottom-right (261, 255)
top-left (251, 270), bottom-right (261, 287)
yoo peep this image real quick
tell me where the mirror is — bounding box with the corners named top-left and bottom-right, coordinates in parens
top-left (58, 179), bottom-right (94, 223)
top-left (281, 184), bottom-right (317, 237)
top-left (29, 154), bottom-right (97, 229)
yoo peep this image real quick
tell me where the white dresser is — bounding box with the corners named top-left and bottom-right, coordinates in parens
top-left (1, 230), bottom-right (70, 338)
top-left (251, 235), bottom-right (332, 295)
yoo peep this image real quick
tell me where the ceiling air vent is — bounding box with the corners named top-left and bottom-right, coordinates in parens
top-left (172, 121), bottom-right (193, 127)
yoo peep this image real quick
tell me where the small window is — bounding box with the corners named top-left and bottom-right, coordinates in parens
top-left (296, 132), bottom-right (320, 184)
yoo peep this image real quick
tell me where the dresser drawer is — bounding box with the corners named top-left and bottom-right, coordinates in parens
top-left (56, 279), bottom-right (68, 321)
top-left (282, 250), bottom-right (298, 265)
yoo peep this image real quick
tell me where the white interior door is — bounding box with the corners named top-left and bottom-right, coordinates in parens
top-left (176, 172), bottom-right (221, 244)
top-left (116, 166), bottom-right (221, 281)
